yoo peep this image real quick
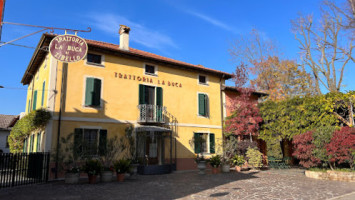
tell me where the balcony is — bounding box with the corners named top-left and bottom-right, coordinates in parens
top-left (138, 104), bottom-right (166, 124)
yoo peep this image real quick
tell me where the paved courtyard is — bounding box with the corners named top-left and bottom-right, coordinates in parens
top-left (0, 169), bottom-right (354, 200)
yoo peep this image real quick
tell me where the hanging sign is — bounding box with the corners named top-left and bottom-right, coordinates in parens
top-left (49, 34), bottom-right (88, 63)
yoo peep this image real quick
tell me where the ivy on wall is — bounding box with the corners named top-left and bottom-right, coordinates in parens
top-left (8, 109), bottom-right (51, 153)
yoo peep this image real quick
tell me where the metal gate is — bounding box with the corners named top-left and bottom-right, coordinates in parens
top-left (0, 152), bottom-right (50, 188)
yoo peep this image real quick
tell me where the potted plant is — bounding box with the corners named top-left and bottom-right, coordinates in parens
top-left (82, 159), bottom-right (102, 184)
top-left (114, 158), bottom-right (131, 182)
top-left (125, 125), bottom-right (139, 177)
top-left (99, 136), bottom-right (124, 183)
top-left (221, 137), bottom-right (238, 173)
top-left (209, 155), bottom-right (222, 174)
top-left (195, 154), bottom-right (207, 174)
top-left (64, 165), bottom-right (81, 184)
top-left (232, 155), bottom-right (245, 172)
top-left (191, 134), bottom-right (208, 174)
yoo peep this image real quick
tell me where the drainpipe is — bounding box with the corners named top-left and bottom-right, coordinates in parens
top-left (219, 75), bottom-right (225, 148)
top-left (55, 62), bottom-right (68, 179)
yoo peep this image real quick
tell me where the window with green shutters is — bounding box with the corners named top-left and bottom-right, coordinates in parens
top-left (194, 133), bottom-right (215, 154)
top-left (85, 77), bottom-right (101, 107)
top-left (32, 90), bottom-right (37, 111)
top-left (41, 81), bottom-right (45, 107)
top-left (198, 93), bottom-right (209, 117)
top-left (74, 128), bottom-right (107, 157)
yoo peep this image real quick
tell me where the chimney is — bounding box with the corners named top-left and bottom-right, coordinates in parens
top-left (119, 25), bottom-right (131, 51)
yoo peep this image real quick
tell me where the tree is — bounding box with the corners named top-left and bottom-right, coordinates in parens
top-left (229, 29), bottom-right (314, 100)
top-left (292, 0), bottom-right (355, 94)
top-left (292, 131), bottom-right (321, 168)
top-left (326, 126), bottom-right (355, 169)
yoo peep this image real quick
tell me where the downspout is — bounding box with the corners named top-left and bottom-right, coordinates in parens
top-left (219, 75), bottom-right (225, 150)
top-left (55, 62), bottom-right (68, 179)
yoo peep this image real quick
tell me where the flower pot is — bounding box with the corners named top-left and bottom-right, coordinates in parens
top-left (235, 166), bottom-right (242, 172)
top-left (197, 161), bottom-right (207, 175)
top-left (100, 171), bottom-right (113, 183)
top-left (221, 164), bottom-right (230, 173)
top-left (65, 173), bottom-right (80, 184)
top-left (212, 167), bottom-right (219, 174)
top-left (88, 174), bottom-right (97, 184)
top-left (117, 173), bottom-right (125, 182)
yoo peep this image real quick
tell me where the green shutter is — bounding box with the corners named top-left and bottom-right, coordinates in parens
top-left (29, 134), bottom-right (34, 152)
top-left (41, 81), bottom-right (45, 107)
top-left (23, 138), bottom-right (27, 153)
top-left (156, 87), bottom-right (163, 121)
top-left (85, 78), bottom-right (94, 106)
top-left (74, 128), bottom-right (83, 159)
top-left (98, 129), bottom-right (107, 156)
top-left (32, 90), bottom-right (37, 110)
top-left (36, 132), bottom-right (41, 152)
top-left (28, 100), bottom-right (31, 113)
top-left (156, 87), bottom-right (163, 106)
top-left (93, 79), bottom-right (101, 106)
top-left (209, 133), bottom-right (215, 153)
top-left (194, 133), bottom-right (201, 153)
top-left (198, 94), bottom-right (205, 116)
top-left (205, 95), bottom-right (209, 117)
top-left (139, 84), bottom-right (145, 104)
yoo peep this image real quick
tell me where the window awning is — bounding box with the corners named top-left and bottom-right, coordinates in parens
top-left (135, 125), bottom-right (172, 132)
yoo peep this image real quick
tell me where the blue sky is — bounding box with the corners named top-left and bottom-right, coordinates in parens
top-left (0, 0), bottom-right (354, 115)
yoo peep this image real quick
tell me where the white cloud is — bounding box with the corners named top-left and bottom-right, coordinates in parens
top-left (85, 13), bottom-right (177, 50)
top-left (184, 10), bottom-right (238, 33)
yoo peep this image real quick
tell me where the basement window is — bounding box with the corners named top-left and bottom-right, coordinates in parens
top-left (87, 53), bottom-right (102, 65)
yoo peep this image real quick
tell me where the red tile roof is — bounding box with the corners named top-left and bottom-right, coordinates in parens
top-left (21, 33), bottom-right (233, 84)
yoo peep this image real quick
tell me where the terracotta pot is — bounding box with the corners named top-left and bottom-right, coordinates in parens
top-left (88, 174), bottom-right (97, 184)
top-left (117, 173), bottom-right (125, 182)
top-left (212, 167), bottom-right (219, 174)
top-left (235, 166), bottom-right (242, 172)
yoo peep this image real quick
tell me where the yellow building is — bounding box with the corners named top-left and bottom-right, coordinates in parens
top-left (21, 25), bottom-right (232, 175)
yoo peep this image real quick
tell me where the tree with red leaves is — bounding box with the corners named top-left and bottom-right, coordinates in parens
top-left (224, 63), bottom-right (263, 142)
top-left (292, 131), bottom-right (321, 168)
top-left (326, 127), bottom-right (355, 169)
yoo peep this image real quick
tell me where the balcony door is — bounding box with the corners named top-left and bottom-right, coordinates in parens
top-left (139, 85), bottom-right (163, 122)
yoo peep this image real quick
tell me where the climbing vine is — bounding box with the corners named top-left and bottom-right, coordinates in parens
top-left (8, 109), bottom-right (51, 153)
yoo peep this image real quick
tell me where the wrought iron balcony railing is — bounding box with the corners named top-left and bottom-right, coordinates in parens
top-left (138, 104), bottom-right (166, 124)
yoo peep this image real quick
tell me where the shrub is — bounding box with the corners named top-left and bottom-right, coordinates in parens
top-left (232, 155), bottom-right (245, 167)
top-left (266, 139), bottom-right (283, 159)
top-left (82, 159), bottom-right (102, 175)
top-left (326, 127), bottom-right (355, 169)
top-left (209, 155), bottom-right (222, 168)
top-left (236, 140), bottom-right (257, 156)
top-left (292, 131), bottom-right (320, 168)
top-left (114, 159), bottom-right (131, 174)
top-left (312, 126), bottom-right (336, 167)
top-left (246, 147), bottom-right (263, 168)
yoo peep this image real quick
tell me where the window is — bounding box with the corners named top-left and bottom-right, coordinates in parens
top-left (23, 138), bottom-right (28, 153)
top-left (32, 90), bottom-right (37, 110)
top-left (198, 93), bottom-right (209, 117)
top-left (194, 133), bottom-right (215, 154)
top-left (198, 75), bottom-right (207, 85)
top-left (6, 136), bottom-right (9, 148)
top-left (41, 81), bottom-right (45, 107)
top-left (145, 64), bottom-right (156, 75)
top-left (85, 77), bottom-right (102, 107)
top-left (74, 128), bottom-right (107, 156)
top-left (29, 134), bottom-right (34, 153)
top-left (87, 53), bottom-right (102, 65)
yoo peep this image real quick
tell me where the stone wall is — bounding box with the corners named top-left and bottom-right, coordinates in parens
top-left (305, 170), bottom-right (355, 182)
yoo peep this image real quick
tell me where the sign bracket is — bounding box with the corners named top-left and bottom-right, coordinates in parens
top-left (0, 21), bottom-right (91, 47)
